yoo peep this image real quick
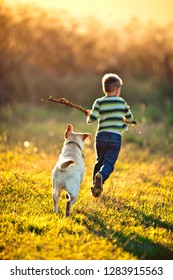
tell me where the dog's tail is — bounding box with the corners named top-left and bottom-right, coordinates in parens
top-left (58, 159), bottom-right (75, 170)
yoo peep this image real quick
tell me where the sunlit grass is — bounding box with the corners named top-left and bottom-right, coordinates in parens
top-left (0, 104), bottom-right (173, 260)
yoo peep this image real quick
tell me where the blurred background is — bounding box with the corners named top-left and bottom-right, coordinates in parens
top-left (1, 0), bottom-right (173, 104)
top-left (0, 0), bottom-right (173, 152)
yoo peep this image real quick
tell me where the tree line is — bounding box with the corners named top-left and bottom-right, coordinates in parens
top-left (0, 3), bottom-right (173, 105)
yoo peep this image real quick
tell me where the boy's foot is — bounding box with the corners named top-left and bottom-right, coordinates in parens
top-left (91, 173), bottom-right (103, 197)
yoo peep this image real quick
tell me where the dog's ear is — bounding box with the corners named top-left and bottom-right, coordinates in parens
top-left (83, 133), bottom-right (92, 141)
top-left (65, 124), bottom-right (73, 138)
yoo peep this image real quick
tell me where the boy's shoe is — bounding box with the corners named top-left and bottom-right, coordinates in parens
top-left (91, 173), bottom-right (103, 197)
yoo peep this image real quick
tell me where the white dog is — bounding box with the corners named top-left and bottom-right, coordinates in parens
top-left (52, 124), bottom-right (91, 217)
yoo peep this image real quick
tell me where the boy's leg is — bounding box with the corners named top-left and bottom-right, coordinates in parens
top-left (91, 172), bottom-right (103, 197)
top-left (91, 132), bottom-right (121, 197)
top-left (100, 140), bottom-right (121, 183)
top-left (91, 137), bottom-right (105, 197)
top-left (92, 143), bottom-right (105, 182)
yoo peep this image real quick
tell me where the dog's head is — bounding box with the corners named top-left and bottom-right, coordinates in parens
top-left (64, 124), bottom-right (91, 148)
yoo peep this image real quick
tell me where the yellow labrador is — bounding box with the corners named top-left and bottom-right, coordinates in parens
top-left (52, 124), bottom-right (91, 217)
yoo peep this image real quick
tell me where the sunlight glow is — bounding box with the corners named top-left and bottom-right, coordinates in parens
top-left (5, 0), bottom-right (173, 26)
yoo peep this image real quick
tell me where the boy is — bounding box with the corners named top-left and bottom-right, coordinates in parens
top-left (86, 73), bottom-right (134, 197)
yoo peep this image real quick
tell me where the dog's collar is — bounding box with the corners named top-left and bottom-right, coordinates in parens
top-left (66, 141), bottom-right (82, 152)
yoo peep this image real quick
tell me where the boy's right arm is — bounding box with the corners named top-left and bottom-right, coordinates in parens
top-left (86, 100), bottom-right (100, 124)
top-left (86, 110), bottom-right (91, 116)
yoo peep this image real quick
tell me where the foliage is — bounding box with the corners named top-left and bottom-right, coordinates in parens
top-left (0, 104), bottom-right (173, 260)
top-left (0, 3), bottom-right (173, 104)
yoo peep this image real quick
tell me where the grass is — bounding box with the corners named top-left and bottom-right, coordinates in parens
top-left (0, 103), bottom-right (173, 260)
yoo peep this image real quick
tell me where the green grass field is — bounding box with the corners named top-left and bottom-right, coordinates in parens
top-left (0, 104), bottom-right (173, 260)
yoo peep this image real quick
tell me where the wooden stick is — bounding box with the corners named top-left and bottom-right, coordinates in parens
top-left (123, 118), bottom-right (137, 126)
top-left (41, 96), bottom-right (137, 126)
top-left (41, 96), bottom-right (87, 114)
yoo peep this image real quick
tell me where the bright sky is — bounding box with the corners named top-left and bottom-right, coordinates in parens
top-left (4, 0), bottom-right (173, 26)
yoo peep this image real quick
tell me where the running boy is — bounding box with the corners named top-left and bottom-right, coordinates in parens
top-left (86, 73), bottom-right (134, 197)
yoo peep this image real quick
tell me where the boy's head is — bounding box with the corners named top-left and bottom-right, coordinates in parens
top-left (102, 73), bottom-right (123, 95)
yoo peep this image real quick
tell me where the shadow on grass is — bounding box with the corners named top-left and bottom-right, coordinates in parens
top-left (74, 195), bottom-right (173, 260)
top-left (101, 194), bottom-right (173, 232)
top-left (124, 205), bottom-right (173, 232)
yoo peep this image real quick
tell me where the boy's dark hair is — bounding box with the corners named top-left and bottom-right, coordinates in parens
top-left (102, 73), bottom-right (123, 93)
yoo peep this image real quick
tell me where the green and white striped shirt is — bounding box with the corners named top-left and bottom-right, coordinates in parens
top-left (87, 96), bottom-right (133, 133)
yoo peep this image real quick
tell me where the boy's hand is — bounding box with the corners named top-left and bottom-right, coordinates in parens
top-left (86, 110), bottom-right (91, 116)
